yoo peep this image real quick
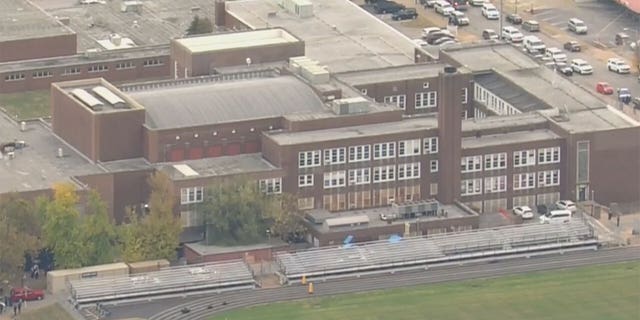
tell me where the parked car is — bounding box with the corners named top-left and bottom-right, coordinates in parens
top-left (422, 27), bottom-right (443, 39)
top-left (567, 18), bottom-right (588, 34)
top-left (501, 26), bottom-right (523, 43)
top-left (607, 58), bottom-right (631, 74)
top-left (469, 0), bottom-right (486, 6)
top-left (482, 29), bottom-right (499, 40)
top-left (451, 11), bottom-right (470, 26)
top-left (426, 30), bottom-right (455, 44)
top-left (434, 1), bottom-right (455, 15)
top-left (431, 35), bottom-right (454, 45)
top-left (373, 0), bottom-right (405, 14)
top-left (596, 82), bottom-right (614, 95)
top-left (513, 206), bottom-right (534, 219)
top-left (544, 47), bottom-right (567, 63)
top-left (571, 58), bottom-right (593, 75)
top-left (392, 8), bottom-right (418, 20)
top-left (632, 96), bottom-right (640, 109)
top-left (546, 62), bottom-right (573, 76)
top-left (522, 20), bottom-right (540, 32)
top-left (615, 32), bottom-right (630, 46)
top-left (447, 0), bottom-right (468, 11)
top-left (555, 200), bottom-right (577, 212)
top-left (563, 40), bottom-right (581, 52)
top-left (523, 35), bottom-right (545, 54)
top-left (618, 88), bottom-right (632, 104)
top-left (481, 3), bottom-right (499, 20)
top-left (422, 0), bottom-right (438, 7)
top-left (10, 287), bottom-right (45, 303)
top-left (506, 13), bottom-right (523, 25)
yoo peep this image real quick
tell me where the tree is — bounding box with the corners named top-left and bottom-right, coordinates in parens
top-left (120, 172), bottom-right (182, 262)
top-left (200, 179), bottom-right (304, 245)
top-left (186, 15), bottom-right (213, 35)
top-left (0, 193), bottom-right (41, 282)
top-left (81, 190), bottom-right (119, 265)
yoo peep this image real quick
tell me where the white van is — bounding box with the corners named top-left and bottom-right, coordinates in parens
top-left (539, 210), bottom-right (572, 224)
top-left (523, 35), bottom-right (546, 54)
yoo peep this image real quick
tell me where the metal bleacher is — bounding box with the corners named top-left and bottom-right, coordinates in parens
top-left (70, 260), bottom-right (255, 306)
top-left (276, 218), bottom-right (597, 283)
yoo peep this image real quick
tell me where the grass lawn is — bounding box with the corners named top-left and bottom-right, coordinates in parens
top-left (215, 262), bottom-right (640, 320)
top-left (0, 90), bottom-right (50, 120)
top-left (19, 304), bottom-right (73, 320)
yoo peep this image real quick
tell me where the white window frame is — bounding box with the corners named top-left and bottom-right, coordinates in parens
top-left (373, 165), bottom-right (396, 183)
top-left (424, 137), bottom-right (438, 154)
top-left (384, 95), bottom-right (406, 109)
top-left (259, 178), bottom-right (282, 194)
top-left (538, 170), bottom-right (560, 187)
top-left (513, 150), bottom-right (536, 167)
top-left (484, 176), bottom-right (507, 193)
top-left (180, 187), bottom-right (204, 204)
top-left (461, 179), bottom-right (482, 196)
top-left (323, 171), bottom-right (346, 189)
top-left (62, 67), bottom-right (81, 76)
top-left (461, 155), bottom-right (482, 173)
top-left (298, 150), bottom-right (321, 168)
top-left (32, 71), bottom-right (53, 79)
top-left (88, 65), bottom-right (108, 73)
top-left (430, 159), bottom-right (438, 173)
top-left (484, 153), bottom-right (507, 170)
top-left (143, 58), bottom-right (164, 67)
top-left (513, 173), bottom-right (536, 190)
top-left (373, 142), bottom-right (396, 160)
top-left (4, 73), bottom-right (25, 81)
top-left (398, 139), bottom-right (421, 157)
top-left (398, 162), bottom-right (420, 180)
top-left (415, 91), bottom-right (437, 109)
top-left (348, 145), bottom-right (370, 163)
top-left (462, 88), bottom-right (468, 104)
top-left (538, 147), bottom-right (561, 164)
top-left (298, 174), bottom-right (314, 187)
top-left (348, 168), bottom-right (371, 185)
top-left (116, 61), bottom-right (136, 70)
top-left (324, 147), bottom-right (346, 165)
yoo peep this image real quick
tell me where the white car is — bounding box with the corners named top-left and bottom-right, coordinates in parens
top-left (556, 200), bottom-right (577, 212)
top-left (501, 26), bottom-right (523, 43)
top-left (422, 27), bottom-right (442, 39)
top-left (607, 58), bottom-right (631, 74)
top-left (482, 4), bottom-right (500, 20)
top-left (513, 206), bottom-right (534, 219)
top-left (544, 48), bottom-right (567, 63)
top-left (434, 1), bottom-right (454, 16)
top-left (571, 59), bottom-right (593, 75)
top-left (79, 0), bottom-right (106, 4)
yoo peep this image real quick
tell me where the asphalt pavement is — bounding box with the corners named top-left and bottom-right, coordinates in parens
top-left (102, 246), bottom-right (640, 320)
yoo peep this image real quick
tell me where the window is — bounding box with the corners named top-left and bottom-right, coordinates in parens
top-left (298, 197), bottom-right (315, 210)
top-left (348, 145), bottom-right (370, 163)
top-left (373, 142), bottom-right (396, 159)
top-left (324, 147), bottom-right (346, 165)
top-left (538, 170), bottom-right (560, 187)
top-left (415, 91), bottom-right (437, 108)
top-left (424, 137), bottom-right (438, 154)
top-left (461, 88), bottom-right (468, 104)
top-left (430, 160), bottom-right (438, 173)
top-left (259, 178), bottom-right (282, 194)
top-left (116, 61), bottom-right (135, 70)
top-left (538, 147), bottom-right (561, 164)
top-left (88, 65), bottom-right (108, 73)
top-left (4, 73), bottom-right (25, 81)
top-left (513, 150), bottom-right (536, 167)
top-left (32, 71), bottom-right (52, 79)
top-left (323, 171), bottom-right (346, 189)
top-left (577, 141), bottom-right (590, 183)
top-left (143, 58), bottom-right (164, 67)
top-left (513, 173), bottom-right (536, 190)
top-left (430, 183), bottom-right (438, 196)
top-left (461, 179), bottom-right (482, 196)
top-left (384, 95), bottom-right (406, 109)
top-left (298, 174), bottom-right (314, 187)
top-left (461, 156), bottom-right (482, 172)
top-left (373, 165), bottom-right (396, 183)
top-left (398, 139), bottom-right (421, 157)
top-left (180, 187), bottom-right (204, 204)
top-left (348, 168), bottom-right (371, 185)
top-left (398, 162), bottom-right (420, 180)
top-left (298, 150), bottom-right (321, 168)
top-left (484, 176), bottom-right (507, 193)
top-left (484, 153), bottom-right (507, 170)
top-left (62, 67), bottom-right (81, 76)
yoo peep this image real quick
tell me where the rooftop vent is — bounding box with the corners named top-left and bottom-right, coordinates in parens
top-left (331, 97), bottom-right (370, 115)
top-left (444, 65), bottom-right (457, 74)
top-left (279, 0), bottom-right (313, 18)
top-left (289, 56), bottom-right (330, 84)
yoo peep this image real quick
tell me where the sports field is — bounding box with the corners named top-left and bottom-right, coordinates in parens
top-left (214, 262), bottom-right (640, 320)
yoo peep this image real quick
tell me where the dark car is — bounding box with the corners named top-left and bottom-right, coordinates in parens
top-left (506, 13), bottom-right (523, 25)
top-left (447, 0), bottom-right (468, 11)
top-left (392, 8), bottom-right (418, 20)
top-left (426, 31), bottom-right (455, 44)
top-left (546, 62), bottom-right (573, 76)
top-left (373, 0), bottom-right (405, 14)
top-left (537, 205), bottom-right (548, 215)
top-left (618, 88), bottom-right (632, 104)
top-left (563, 41), bottom-right (581, 52)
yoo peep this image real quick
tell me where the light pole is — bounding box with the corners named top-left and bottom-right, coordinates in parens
top-left (515, 0), bottom-right (518, 14)
top-left (499, 0), bottom-right (504, 40)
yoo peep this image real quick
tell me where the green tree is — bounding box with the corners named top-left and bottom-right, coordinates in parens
top-left (81, 190), bottom-right (119, 265)
top-left (0, 193), bottom-right (41, 282)
top-left (186, 15), bottom-right (213, 35)
top-left (120, 172), bottom-right (182, 262)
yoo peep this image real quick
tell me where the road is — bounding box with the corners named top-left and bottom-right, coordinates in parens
top-left (102, 246), bottom-right (640, 320)
top-left (379, 1), bottom-right (640, 111)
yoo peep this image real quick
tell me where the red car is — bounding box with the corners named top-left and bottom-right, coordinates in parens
top-left (596, 82), bottom-right (614, 95)
top-left (10, 287), bottom-right (45, 303)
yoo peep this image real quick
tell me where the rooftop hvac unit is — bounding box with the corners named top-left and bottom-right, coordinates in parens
top-left (280, 0), bottom-right (313, 18)
top-left (331, 97), bottom-right (370, 115)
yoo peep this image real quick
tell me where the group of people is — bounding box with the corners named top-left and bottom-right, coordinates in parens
top-left (0, 297), bottom-right (24, 317)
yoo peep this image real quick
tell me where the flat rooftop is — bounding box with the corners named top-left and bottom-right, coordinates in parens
top-left (226, 0), bottom-right (416, 73)
top-left (442, 43), bottom-right (540, 72)
top-left (462, 129), bottom-right (562, 149)
top-left (307, 203), bottom-right (472, 233)
top-left (175, 28), bottom-right (299, 53)
top-left (462, 113), bottom-right (548, 133)
top-left (474, 72), bottom-right (549, 113)
top-left (266, 116), bottom-right (438, 146)
top-left (335, 63), bottom-right (447, 86)
top-left (0, 0), bottom-right (73, 42)
top-left (0, 116), bottom-right (102, 194)
top-left (156, 153), bottom-right (281, 180)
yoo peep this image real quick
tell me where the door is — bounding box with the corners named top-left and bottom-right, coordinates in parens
top-left (577, 185), bottom-right (588, 201)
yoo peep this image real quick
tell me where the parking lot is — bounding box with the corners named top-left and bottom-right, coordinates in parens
top-left (361, 0), bottom-right (639, 116)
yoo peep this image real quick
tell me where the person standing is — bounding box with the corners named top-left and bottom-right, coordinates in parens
top-left (17, 299), bottom-right (22, 314)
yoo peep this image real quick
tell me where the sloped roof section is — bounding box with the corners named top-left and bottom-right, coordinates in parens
top-left (130, 76), bottom-right (327, 129)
